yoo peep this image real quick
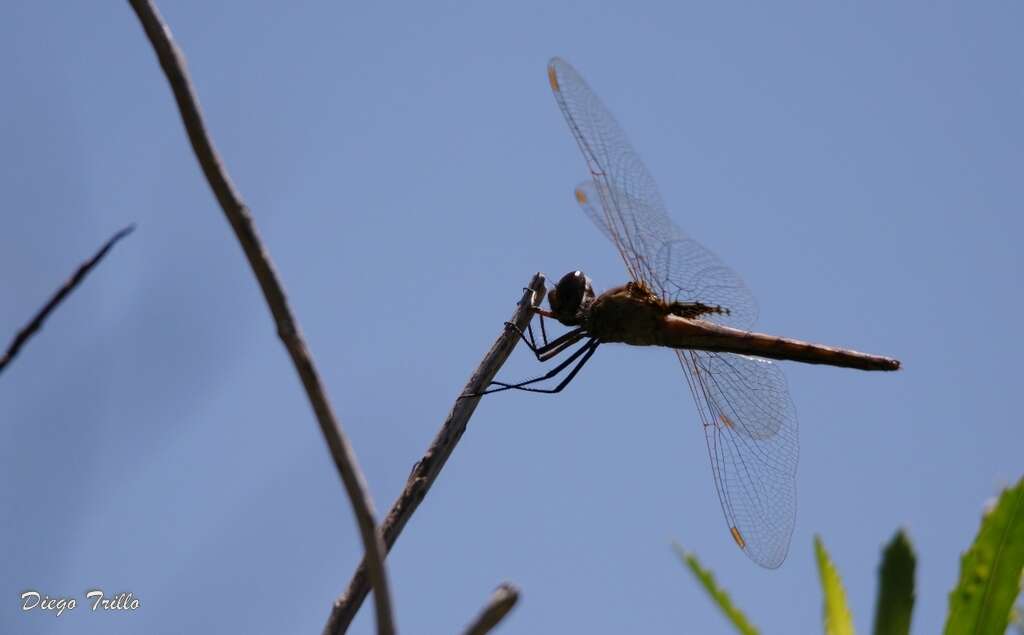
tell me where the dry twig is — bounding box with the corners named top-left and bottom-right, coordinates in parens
top-left (324, 274), bottom-right (546, 634)
top-left (461, 583), bottom-right (520, 635)
top-left (125, 2), bottom-right (395, 633)
top-left (0, 225), bottom-right (135, 377)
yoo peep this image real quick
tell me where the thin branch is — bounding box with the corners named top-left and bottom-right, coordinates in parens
top-left (324, 274), bottom-right (547, 635)
top-left (461, 583), bottom-right (520, 635)
top-left (124, 2), bottom-right (396, 633)
top-left (0, 225), bottom-right (135, 377)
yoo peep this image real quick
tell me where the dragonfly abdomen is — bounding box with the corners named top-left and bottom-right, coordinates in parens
top-left (656, 315), bottom-right (901, 371)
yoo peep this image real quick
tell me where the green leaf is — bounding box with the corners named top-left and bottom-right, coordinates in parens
top-left (872, 529), bottom-right (916, 635)
top-left (944, 477), bottom-right (1024, 635)
top-left (673, 543), bottom-right (760, 635)
top-left (1011, 602), bottom-right (1024, 635)
top-left (815, 535), bottom-right (856, 635)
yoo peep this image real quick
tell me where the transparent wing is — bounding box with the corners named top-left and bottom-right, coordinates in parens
top-left (552, 57), bottom-right (798, 567)
top-left (575, 181), bottom-right (756, 329)
top-left (550, 57), bottom-right (757, 330)
top-left (678, 349), bottom-right (799, 568)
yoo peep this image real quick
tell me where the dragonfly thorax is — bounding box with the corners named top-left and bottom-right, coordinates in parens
top-left (548, 270), bottom-right (596, 326)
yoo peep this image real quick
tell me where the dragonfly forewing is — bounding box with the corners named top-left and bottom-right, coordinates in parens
top-left (574, 180), bottom-right (757, 329)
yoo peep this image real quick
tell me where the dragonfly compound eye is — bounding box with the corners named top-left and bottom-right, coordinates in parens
top-left (549, 271), bottom-right (595, 325)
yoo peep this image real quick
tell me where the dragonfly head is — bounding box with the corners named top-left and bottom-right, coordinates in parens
top-left (548, 270), bottom-right (595, 326)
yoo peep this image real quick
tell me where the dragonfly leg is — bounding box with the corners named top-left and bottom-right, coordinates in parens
top-left (505, 322), bottom-right (586, 362)
top-left (525, 321), bottom-right (539, 349)
top-left (475, 339), bottom-right (600, 395)
top-left (520, 309), bottom-right (552, 349)
top-left (523, 315), bottom-right (548, 350)
top-left (536, 328), bottom-right (587, 361)
top-left (516, 285), bottom-right (553, 342)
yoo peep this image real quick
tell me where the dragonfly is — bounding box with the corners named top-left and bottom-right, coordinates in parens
top-left (478, 57), bottom-right (900, 569)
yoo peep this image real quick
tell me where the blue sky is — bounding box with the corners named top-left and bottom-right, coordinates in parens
top-left (2, 2), bottom-right (1021, 633)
